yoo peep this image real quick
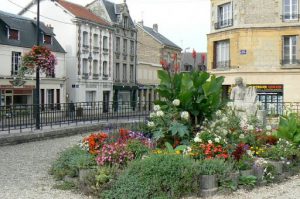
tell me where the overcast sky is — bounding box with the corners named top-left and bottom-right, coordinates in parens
top-left (1, 0), bottom-right (210, 52)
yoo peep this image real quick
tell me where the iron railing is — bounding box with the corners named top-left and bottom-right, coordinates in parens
top-left (281, 14), bottom-right (300, 21)
top-left (280, 59), bottom-right (300, 65)
top-left (261, 102), bottom-right (300, 116)
top-left (0, 101), bottom-right (153, 133)
top-left (212, 60), bottom-right (230, 70)
top-left (214, 19), bottom-right (233, 29)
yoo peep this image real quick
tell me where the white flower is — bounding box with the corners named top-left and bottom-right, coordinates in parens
top-left (194, 136), bottom-right (202, 143)
top-left (266, 125), bottom-right (272, 131)
top-left (239, 134), bottom-right (245, 139)
top-left (156, 110), bottom-right (164, 117)
top-left (266, 131), bottom-right (271, 136)
top-left (180, 111), bottom-right (189, 120)
top-left (147, 121), bottom-right (155, 127)
top-left (246, 150), bottom-right (253, 157)
top-left (216, 110), bottom-right (222, 116)
top-left (247, 125), bottom-right (254, 131)
top-left (149, 112), bottom-right (156, 118)
top-left (222, 129), bottom-right (228, 135)
top-left (214, 137), bottom-right (220, 143)
top-left (208, 140), bottom-right (213, 144)
top-left (153, 105), bottom-right (161, 111)
top-left (172, 99), bottom-right (180, 106)
top-left (222, 117), bottom-right (228, 123)
top-left (286, 161), bottom-right (291, 165)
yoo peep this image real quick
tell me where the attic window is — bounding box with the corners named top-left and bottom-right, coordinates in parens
top-left (123, 16), bottom-right (128, 28)
top-left (8, 28), bottom-right (19, 40)
top-left (43, 34), bottom-right (52, 44)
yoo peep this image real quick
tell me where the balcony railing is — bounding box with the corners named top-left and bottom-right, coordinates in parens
top-left (93, 74), bottom-right (99, 80)
top-left (103, 48), bottom-right (109, 55)
top-left (214, 19), bottom-right (233, 29)
top-left (212, 60), bottom-right (230, 70)
top-left (280, 59), bottom-right (300, 66)
top-left (281, 14), bottom-right (300, 21)
top-left (103, 74), bottom-right (109, 80)
top-left (82, 73), bottom-right (89, 80)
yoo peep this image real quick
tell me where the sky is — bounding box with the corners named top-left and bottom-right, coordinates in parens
top-left (0, 0), bottom-right (211, 52)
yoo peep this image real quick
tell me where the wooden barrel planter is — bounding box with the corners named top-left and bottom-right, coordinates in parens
top-left (200, 174), bottom-right (218, 197)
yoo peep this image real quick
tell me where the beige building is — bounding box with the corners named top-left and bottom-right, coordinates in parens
top-left (136, 22), bottom-right (182, 109)
top-left (208, 0), bottom-right (300, 113)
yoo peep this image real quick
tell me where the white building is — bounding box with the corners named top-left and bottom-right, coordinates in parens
top-left (21, 0), bottom-right (114, 105)
top-left (0, 11), bottom-right (66, 107)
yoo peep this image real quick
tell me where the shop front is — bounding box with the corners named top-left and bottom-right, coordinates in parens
top-left (0, 85), bottom-right (34, 106)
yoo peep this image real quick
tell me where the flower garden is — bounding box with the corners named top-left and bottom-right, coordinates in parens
top-left (50, 70), bottom-right (300, 198)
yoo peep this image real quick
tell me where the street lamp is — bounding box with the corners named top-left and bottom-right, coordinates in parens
top-left (36, 0), bottom-right (40, 129)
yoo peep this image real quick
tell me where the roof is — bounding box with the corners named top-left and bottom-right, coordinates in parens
top-left (181, 52), bottom-right (207, 66)
top-left (0, 11), bottom-right (65, 53)
top-left (102, 0), bottom-right (135, 28)
top-left (57, 0), bottom-right (110, 26)
top-left (138, 24), bottom-right (182, 50)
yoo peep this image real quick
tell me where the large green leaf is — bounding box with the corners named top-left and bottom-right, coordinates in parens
top-left (169, 122), bottom-right (189, 138)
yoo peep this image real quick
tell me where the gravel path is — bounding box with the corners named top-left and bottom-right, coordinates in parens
top-left (0, 134), bottom-right (90, 199)
top-left (0, 134), bottom-right (300, 199)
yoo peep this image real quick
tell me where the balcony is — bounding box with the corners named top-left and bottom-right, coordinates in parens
top-left (123, 54), bottom-right (127, 61)
top-left (214, 19), bottom-right (233, 30)
top-left (212, 60), bottom-right (230, 70)
top-left (115, 52), bottom-right (120, 59)
top-left (93, 46), bottom-right (100, 52)
top-left (280, 59), bottom-right (300, 68)
top-left (103, 48), bottom-right (109, 55)
top-left (93, 74), bottom-right (99, 80)
top-left (82, 73), bottom-right (89, 80)
top-left (130, 55), bottom-right (135, 62)
top-left (103, 74), bottom-right (109, 80)
top-left (281, 14), bottom-right (300, 22)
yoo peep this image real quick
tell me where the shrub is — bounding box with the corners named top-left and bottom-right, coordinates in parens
top-left (196, 158), bottom-right (234, 176)
top-left (49, 146), bottom-right (96, 180)
top-left (101, 154), bottom-right (199, 199)
top-left (126, 139), bottom-right (150, 159)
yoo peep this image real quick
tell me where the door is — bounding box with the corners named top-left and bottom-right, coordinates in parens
top-left (103, 91), bottom-right (110, 113)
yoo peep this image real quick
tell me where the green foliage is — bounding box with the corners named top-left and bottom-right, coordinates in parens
top-left (238, 175), bottom-right (257, 188)
top-left (49, 146), bottom-right (96, 180)
top-left (169, 121), bottom-right (189, 137)
top-left (164, 142), bottom-right (187, 153)
top-left (196, 158), bottom-right (234, 176)
top-left (156, 70), bottom-right (224, 124)
top-left (101, 154), bottom-right (199, 199)
top-left (53, 181), bottom-right (76, 190)
top-left (276, 113), bottom-right (300, 145)
top-left (126, 139), bottom-right (150, 159)
top-left (237, 155), bottom-right (254, 170)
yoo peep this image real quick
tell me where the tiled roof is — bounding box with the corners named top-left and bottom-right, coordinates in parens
top-left (138, 24), bottom-right (182, 50)
top-left (57, 0), bottom-right (110, 26)
top-left (181, 52), bottom-right (207, 65)
top-left (0, 11), bottom-right (65, 53)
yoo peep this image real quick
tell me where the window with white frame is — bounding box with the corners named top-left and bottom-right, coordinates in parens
top-left (93, 60), bottom-right (98, 74)
top-left (116, 63), bottom-right (120, 81)
top-left (8, 28), bottom-right (19, 40)
top-left (214, 40), bottom-right (230, 69)
top-left (123, 39), bottom-right (127, 54)
top-left (47, 89), bottom-right (54, 105)
top-left (217, 3), bottom-right (232, 28)
top-left (86, 91), bottom-right (96, 106)
top-left (116, 37), bottom-right (120, 52)
top-left (11, 51), bottom-right (21, 75)
top-left (82, 58), bottom-right (88, 74)
top-left (43, 34), bottom-right (52, 44)
top-left (103, 61), bottom-right (108, 76)
top-left (83, 31), bottom-right (88, 46)
top-left (103, 36), bottom-right (108, 51)
top-left (123, 64), bottom-right (127, 81)
top-left (130, 40), bottom-right (134, 55)
top-left (283, 0), bottom-right (298, 20)
top-left (93, 34), bottom-right (98, 47)
top-left (283, 35), bottom-right (297, 64)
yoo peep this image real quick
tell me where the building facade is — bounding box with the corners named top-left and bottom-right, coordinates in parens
top-left (136, 22), bottom-right (182, 108)
top-left (21, 0), bottom-right (114, 106)
top-left (208, 0), bottom-right (300, 112)
top-left (87, 0), bottom-right (138, 110)
top-left (0, 11), bottom-right (66, 107)
top-left (181, 52), bottom-right (207, 72)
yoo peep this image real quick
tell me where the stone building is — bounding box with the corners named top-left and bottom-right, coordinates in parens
top-left (207, 0), bottom-right (300, 113)
top-left (21, 0), bottom-right (114, 108)
top-left (0, 11), bottom-right (66, 107)
top-left (181, 52), bottom-right (207, 72)
top-left (87, 0), bottom-right (138, 111)
top-left (136, 22), bottom-right (182, 109)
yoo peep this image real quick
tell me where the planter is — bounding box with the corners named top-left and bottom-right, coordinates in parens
top-left (229, 171), bottom-right (240, 186)
top-left (267, 160), bottom-right (283, 174)
top-left (239, 169), bottom-right (253, 177)
top-left (253, 166), bottom-right (264, 182)
top-left (200, 174), bottom-right (218, 197)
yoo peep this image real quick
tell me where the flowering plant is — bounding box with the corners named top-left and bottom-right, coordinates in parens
top-left (191, 143), bottom-right (228, 159)
top-left (80, 132), bottom-right (108, 154)
top-left (22, 45), bottom-right (57, 76)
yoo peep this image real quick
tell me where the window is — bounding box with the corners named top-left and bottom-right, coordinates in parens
top-left (83, 31), bottom-right (88, 46)
top-left (93, 60), bottom-right (98, 74)
top-left (86, 91), bottom-right (96, 106)
top-left (11, 52), bottom-right (21, 75)
top-left (8, 28), bottom-right (19, 40)
top-left (116, 37), bottom-right (120, 52)
top-left (116, 63), bottom-right (120, 81)
top-left (47, 89), bottom-right (54, 105)
top-left (123, 16), bottom-right (129, 28)
top-left (43, 34), bottom-right (52, 44)
top-left (216, 3), bottom-right (232, 29)
top-left (103, 36), bottom-right (108, 51)
top-left (82, 58), bottom-right (88, 74)
top-left (123, 39), bottom-right (127, 54)
top-left (282, 35), bottom-right (297, 64)
top-left (93, 34), bottom-right (98, 47)
top-left (214, 40), bottom-right (230, 69)
top-left (283, 0), bottom-right (298, 20)
top-left (103, 61), bottom-right (108, 76)
top-left (130, 64), bottom-right (134, 82)
top-left (130, 40), bottom-right (134, 55)
top-left (123, 64), bottom-right (127, 81)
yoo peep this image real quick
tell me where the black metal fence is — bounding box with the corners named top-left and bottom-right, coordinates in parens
top-left (263, 102), bottom-right (300, 116)
top-left (0, 101), bottom-right (153, 133)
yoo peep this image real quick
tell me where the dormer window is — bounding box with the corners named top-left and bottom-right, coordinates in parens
top-left (43, 34), bottom-right (52, 45)
top-left (8, 28), bottom-right (19, 40)
top-left (123, 16), bottom-right (128, 28)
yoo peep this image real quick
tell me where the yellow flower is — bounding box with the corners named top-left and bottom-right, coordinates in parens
top-left (175, 150), bottom-right (181, 155)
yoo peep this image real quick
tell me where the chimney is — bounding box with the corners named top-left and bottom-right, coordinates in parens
top-left (153, 24), bottom-right (158, 32)
top-left (138, 20), bottom-right (144, 26)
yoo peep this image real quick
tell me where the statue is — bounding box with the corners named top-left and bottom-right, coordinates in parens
top-left (229, 77), bottom-right (264, 126)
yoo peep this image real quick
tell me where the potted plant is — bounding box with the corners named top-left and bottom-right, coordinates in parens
top-left (238, 155), bottom-right (254, 177)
